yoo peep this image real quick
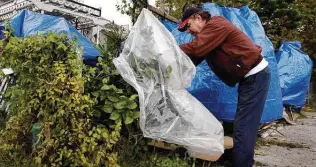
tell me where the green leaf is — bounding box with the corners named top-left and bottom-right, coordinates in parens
top-left (119, 96), bottom-right (129, 100)
top-left (129, 94), bottom-right (138, 100)
top-left (116, 89), bottom-right (123, 94)
top-left (94, 110), bottom-right (101, 117)
top-left (40, 57), bottom-right (45, 64)
top-left (110, 139), bottom-right (116, 144)
top-left (107, 95), bottom-right (119, 102)
top-left (114, 101), bottom-right (127, 109)
top-left (104, 100), bottom-right (112, 105)
top-left (124, 116), bottom-right (133, 124)
top-left (166, 65), bottom-right (172, 73)
top-left (80, 105), bottom-right (89, 110)
top-left (133, 111), bottom-right (140, 119)
top-left (101, 85), bottom-right (111, 90)
top-left (91, 91), bottom-right (100, 97)
top-left (115, 117), bottom-right (122, 124)
top-left (103, 105), bottom-right (113, 113)
top-left (109, 84), bottom-right (117, 91)
top-left (102, 78), bottom-right (108, 84)
top-left (102, 132), bottom-right (109, 139)
top-left (110, 112), bottom-right (120, 120)
top-left (117, 109), bottom-right (125, 113)
top-left (82, 145), bottom-right (87, 153)
top-left (127, 102), bottom-right (138, 109)
top-left (35, 157), bottom-right (42, 164)
top-left (100, 95), bottom-right (107, 101)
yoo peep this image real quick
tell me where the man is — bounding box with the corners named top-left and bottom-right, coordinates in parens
top-left (178, 7), bottom-right (271, 167)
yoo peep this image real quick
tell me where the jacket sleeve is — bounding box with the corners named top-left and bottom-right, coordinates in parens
top-left (180, 23), bottom-right (229, 57)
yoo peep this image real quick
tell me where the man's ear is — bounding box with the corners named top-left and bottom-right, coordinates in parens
top-left (196, 14), bottom-right (203, 21)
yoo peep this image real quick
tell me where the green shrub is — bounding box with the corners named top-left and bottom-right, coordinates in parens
top-left (0, 30), bottom-right (138, 167)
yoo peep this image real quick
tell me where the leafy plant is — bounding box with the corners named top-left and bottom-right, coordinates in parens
top-left (89, 24), bottom-right (140, 127)
top-left (98, 24), bottom-right (128, 58)
top-left (0, 23), bottom-right (140, 166)
top-left (129, 54), bottom-right (173, 80)
top-left (85, 56), bottom-right (140, 127)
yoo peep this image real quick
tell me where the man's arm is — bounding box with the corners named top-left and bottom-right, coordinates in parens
top-left (180, 22), bottom-right (229, 57)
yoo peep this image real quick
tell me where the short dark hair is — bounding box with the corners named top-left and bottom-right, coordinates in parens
top-left (193, 11), bottom-right (211, 21)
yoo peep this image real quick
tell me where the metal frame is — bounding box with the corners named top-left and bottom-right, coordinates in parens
top-left (0, 0), bottom-right (110, 42)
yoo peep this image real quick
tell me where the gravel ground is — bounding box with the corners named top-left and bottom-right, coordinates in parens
top-left (254, 112), bottom-right (316, 167)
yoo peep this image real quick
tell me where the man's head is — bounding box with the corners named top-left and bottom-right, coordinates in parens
top-left (178, 8), bottom-right (211, 35)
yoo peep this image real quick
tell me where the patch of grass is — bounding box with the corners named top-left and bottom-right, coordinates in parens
top-left (296, 112), bottom-right (308, 119)
top-left (255, 161), bottom-right (267, 166)
top-left (117, 137), bottom-right (192, 167)
top-left (303, 102), bottom-right (316, 112)
top-left (256, 138), bottom-right (309, 149)
top-left (302, 107), bottom-right (314, 112)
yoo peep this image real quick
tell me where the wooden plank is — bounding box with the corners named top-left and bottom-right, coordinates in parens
top-left (147, 5), bottom-right (181, 24)
top-left (224, 136), bottom-right (233, 149)
top-left (191, 136), bottom-right (233, 161)
top-left (148, 140), bottom-right (178, 151)
top-left (148, 136), bottom-right (234, 162)
top-left (192, 153), bottom-right (222, 161)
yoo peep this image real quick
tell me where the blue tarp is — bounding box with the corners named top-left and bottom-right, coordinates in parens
top-left (0, 10), bottom-right (101, 61)
top-left (276, 41), bottom-right (313, 108)
top-left (161, 3), bottom-right (283, 123)
top-left (159, 19), bottom-right (178, 32)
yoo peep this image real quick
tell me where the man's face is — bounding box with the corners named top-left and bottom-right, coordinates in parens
top-left (186, 15), bottom-right (206, 36)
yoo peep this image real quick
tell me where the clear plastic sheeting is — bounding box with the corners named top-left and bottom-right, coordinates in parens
top-left (276, 41), bottom-right (313, 108)
top-left (160, 3), bottom-right (283, 123)
top-left (113, 9), bottom-right (224, 156)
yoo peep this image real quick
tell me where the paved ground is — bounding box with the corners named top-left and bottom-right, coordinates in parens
top-left (254, 111), bottom-right (316, 167)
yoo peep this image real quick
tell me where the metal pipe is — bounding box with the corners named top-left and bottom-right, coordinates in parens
top-left (96, 25), bottom-right (100, 45)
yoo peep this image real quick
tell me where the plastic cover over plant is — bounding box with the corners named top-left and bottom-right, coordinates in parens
top-left (113, 8), bottom-right (224, 156)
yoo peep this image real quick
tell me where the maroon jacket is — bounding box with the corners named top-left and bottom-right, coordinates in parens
top-left (180, 16), bottom-right (262, 87)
